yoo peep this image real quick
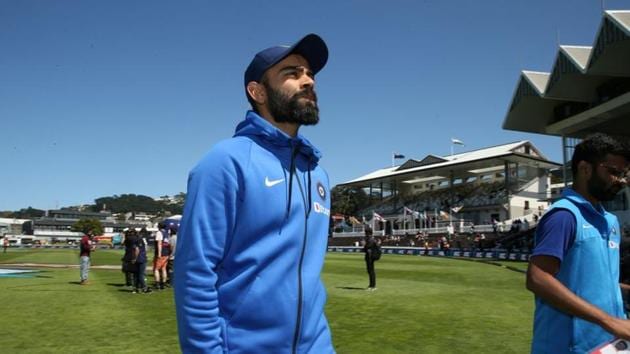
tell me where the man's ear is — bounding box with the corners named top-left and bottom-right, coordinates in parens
top-left (578, 160), bottom-right (592, 180)
top-left (246, 81), bottom-right (266, 105)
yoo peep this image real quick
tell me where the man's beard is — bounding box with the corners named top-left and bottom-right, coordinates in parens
top-left (264, 83), bottom-right (319, 126)
top-left (588, 171), bottom-right (621, 201)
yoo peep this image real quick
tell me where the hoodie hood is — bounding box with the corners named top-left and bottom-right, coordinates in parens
top-left (234, 111), bottom-right (322, 163)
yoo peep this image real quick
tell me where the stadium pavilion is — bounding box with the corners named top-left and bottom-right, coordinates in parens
top-left (336, 141), bottom-right (560, 237)
top-left (502, 9), bottom-right (630, 226)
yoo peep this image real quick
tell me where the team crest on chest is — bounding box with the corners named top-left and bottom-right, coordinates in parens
top-left (317, 181), bottom-right (326, 200)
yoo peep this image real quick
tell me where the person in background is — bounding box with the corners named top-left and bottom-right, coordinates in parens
top-left (3, 235), bottom-right (8, 253)
top-left (121, 229), bottom-right (137, 288)
top-left (132, 229), bottom-right (152, 294)
top-left (79, 229), bottom-right (95, 285)
top-left (152, 223), bottom-right (170, 290)
top-left (527, 133), bottom-right (630, 353)
top-left (166, 227), bottom-right (177, 286)
top-left (364, 229), bottom-right (379, 291)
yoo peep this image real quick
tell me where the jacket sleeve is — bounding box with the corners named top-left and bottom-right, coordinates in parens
top-left (174, 147), bottom-right (241, 354)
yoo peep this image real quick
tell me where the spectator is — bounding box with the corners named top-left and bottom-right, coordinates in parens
top-left (363, 229), bottom-right (380, 291)
top-left (167, 227), bottom-right (177, 286)
top-left (131, 229), bottom-right (151, 294)
top-left (121, 229), bottom-right (137, 288)
top-left (79, 229), bottom-right (95, 285)
top-left (153, 223), bottom-right (170, 290)
top-left (523, 218), bottom-right (530, 231)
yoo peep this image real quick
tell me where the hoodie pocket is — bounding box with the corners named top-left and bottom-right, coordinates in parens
top-left (228, 275), bottom-right (260, 323)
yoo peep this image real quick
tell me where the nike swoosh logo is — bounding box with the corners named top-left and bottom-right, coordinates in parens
top-left (265, 177), bottom-right (284, 187)
top-left (583, 224), bottom-right (593, 229)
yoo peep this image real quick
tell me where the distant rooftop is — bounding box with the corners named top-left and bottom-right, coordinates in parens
top-left (340, 140), bottom-right (560, 186)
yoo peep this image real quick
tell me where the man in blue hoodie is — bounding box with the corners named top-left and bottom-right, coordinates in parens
top-left (175, 34), bottom-right (334, 354)
top-left (527, 133), bottom-right (630, 353)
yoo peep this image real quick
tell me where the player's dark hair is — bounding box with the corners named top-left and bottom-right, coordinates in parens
top-left (571, 133), bottom-right (628, 179)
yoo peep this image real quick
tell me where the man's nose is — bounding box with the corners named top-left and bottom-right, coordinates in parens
top-left (300, 74), bottom-right (314, 88)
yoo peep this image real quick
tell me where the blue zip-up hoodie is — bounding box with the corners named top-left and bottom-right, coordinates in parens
top-left (531, 188), bottom-right (624, 354)
top-left (175, 111), bottom-right (334, 354)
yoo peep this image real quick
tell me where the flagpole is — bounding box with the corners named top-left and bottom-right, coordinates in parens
top-left (404, 207), bottom-right (407, 231)
top-left (434, 208), bottom-right (438, 232)
top-left (372, 213), bottom-right (375, 234)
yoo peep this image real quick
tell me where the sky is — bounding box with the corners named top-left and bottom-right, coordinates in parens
top-left (1, 0), bottom-right (627, 211)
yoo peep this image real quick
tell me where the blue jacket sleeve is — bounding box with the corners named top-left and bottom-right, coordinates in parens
top-left (174, 145), bottom-right (241, 353)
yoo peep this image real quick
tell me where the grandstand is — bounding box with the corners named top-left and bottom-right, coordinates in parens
top-left (502, 9), bottom-right (630, 230)
top-left (332, 10), bottom-right (630, 254)
top-left (334, 141), bottom-right (561, 246)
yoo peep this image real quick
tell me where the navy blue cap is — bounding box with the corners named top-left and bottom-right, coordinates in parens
top-left (244, 33), bottom-right (328, 87)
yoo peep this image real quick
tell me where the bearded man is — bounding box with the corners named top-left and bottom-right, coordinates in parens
top-left (527, 133), bottom-right (630, 353)
top-left (174, 34), bottom-right (335, 354)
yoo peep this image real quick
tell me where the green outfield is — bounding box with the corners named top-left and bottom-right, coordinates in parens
top-left (0, 249), bottom-right (533, 353)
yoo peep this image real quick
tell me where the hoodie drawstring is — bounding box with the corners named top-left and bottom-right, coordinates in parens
top-left (307, 158), bottom-right (312, 216)
top-left (285, 145), bottom-right (300, 221)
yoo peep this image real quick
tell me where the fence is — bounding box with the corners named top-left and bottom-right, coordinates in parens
top-left (328, 246), bottom-right (531, 261)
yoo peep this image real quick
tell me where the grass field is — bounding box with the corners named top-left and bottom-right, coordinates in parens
top-left (0, 249), bottom-right (533, 353)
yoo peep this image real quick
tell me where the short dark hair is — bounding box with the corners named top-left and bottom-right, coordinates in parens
top-left (571, 133), bottom-right (628, 178)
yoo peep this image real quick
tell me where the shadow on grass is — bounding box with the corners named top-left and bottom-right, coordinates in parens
top-left (107, 283), bottom-right (127, 287)
top-left (337, 286), bottom-right (366, 291)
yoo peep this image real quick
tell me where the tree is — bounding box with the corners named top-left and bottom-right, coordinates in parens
top-left (71, 219), bottom-right (104, 235)
top-left (94, 194), bottom-right (164, 213)
top-left (330, 185), bottom-right (369, 217)
top-left (11, 207), bottom-right (45, 219)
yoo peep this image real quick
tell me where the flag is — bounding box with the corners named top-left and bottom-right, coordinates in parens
top-left (451, 205), bottom-right (463, 213)
top-left (373, 212), bottom-right (386, 222)
top-left (404, 206), bottom-right (420, 217)
top-left (393, 153), bottom-right (405, 159)
top-left (451, 138), bottom-right (465, 146)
